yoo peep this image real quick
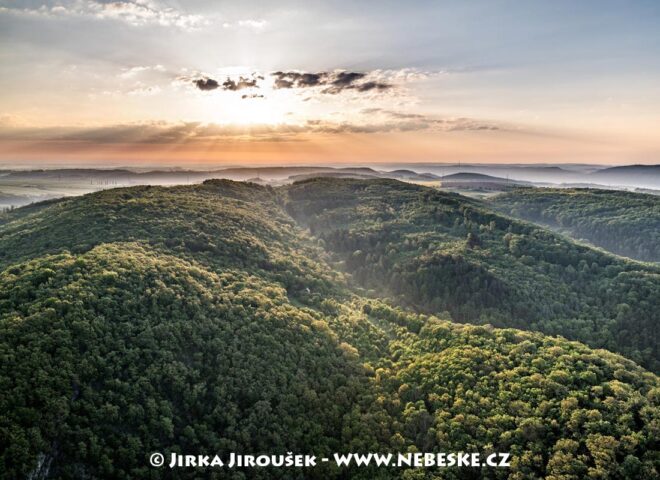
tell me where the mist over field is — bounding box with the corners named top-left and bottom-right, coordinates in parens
top-left (2, 162), bottom-right (658, 211)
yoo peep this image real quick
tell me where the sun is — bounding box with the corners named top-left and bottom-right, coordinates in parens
top-left (226, 97), bottom-right (287, 125)
top-left (197, 83), bottom-right (295, 126)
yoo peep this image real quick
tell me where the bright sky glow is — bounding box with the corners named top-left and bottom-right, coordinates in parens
top-left (1, 0), bottom-right (659, 166)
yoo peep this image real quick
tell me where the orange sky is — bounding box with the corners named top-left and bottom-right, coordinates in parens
top-left (1, 1), bottom-right (659, 166)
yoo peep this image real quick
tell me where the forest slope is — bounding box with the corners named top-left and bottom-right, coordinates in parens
top-left (0, 180), bottom-right (658, 479)
top-left (284, 179), bottom-right (660, 371)
top-left (491, 188), bottom-right (660, 263)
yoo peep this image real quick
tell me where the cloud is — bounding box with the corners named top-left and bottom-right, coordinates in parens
top-left (127, 85), bottom-right (161, 96)
top-left (432, 117), bottom-right (500, 132)
top-left (382, 111), bottom-right (426, 120)
top-left (0, 122), bottom-right (312, 147)
top-left (221, 18), bottom-right (268, 30)
top-left (367, 68), bottom-right (436, 83)
top-left (0, 0), bottom-right (208, 30)
top-left (308, 117), bottom-right (498, 134)
top-left (272, 72), bottom-right (325, 89)
top-left (175, 67), bottom-right (429, 98)
top-left (0, 113), bottom-right (500, 150)
top-left (237, 19), bottom-right (266, 29)
top-left (194, 77), bottom-right (220, 91)
top-left (119, 64), bottom-right (166, 79)
top-left (222, 76), bottom-right (258, 91)
top-left (351, 81), bottom-right (391, 93)
top-left (331, 71), bottom-right (365, 87)
top-left (187, 73), bottom-right (262, 92)
top-left (356, 109), bottom-right (498, 131)
top-left (0, 2), bottom-right (278, 33)
top-left (271, 70), bottom-right (393, 94)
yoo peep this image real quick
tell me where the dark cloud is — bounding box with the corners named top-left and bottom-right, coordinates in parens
top-left (272, 71), bottom-right (326, 88)
top-left (298, 73), bottom-right (324, 86)
top-left (194, 77), bottom-right (219, 91)
top-left (189, 70), bottom-right (392, 95)
top-left (353, 81), bottom-right (391, 92)
top-left (223, 76), bottom-right (259, 91)
top-left (274, 78), bottom-right (294, 89)
top-left (331, 71), bottom-right (365, 87)
top-left (271, 70), bottom-right (392, 94)
top-left (191, 75), bottom-right (260, 92)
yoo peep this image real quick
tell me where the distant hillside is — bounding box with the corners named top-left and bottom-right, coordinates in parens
top-left (285, 178), bottom-right (660, 371)
top-left (4, 168), bottom-right (137, 179)
top-left (387, 169), bottom-right (440, 180)
top-left (0, 178), bottom-right (658, 479)
top-left (493, 188), bottom-right (660, 262)
top-left (590, 164), bottom-right (660, 189)
top-left (389, 169), bottom-right (418, 175)
top-left (289, 170), bottom-right (439, 183)
top-left (381, 163), bottom-right (660, 188)
top-left (289, 172), bottom-right (380, 181)
top-left (440, 172), bottom-right (532, 185)
top-left (594, 164), bottom-right (660, 175)
top-left (214, 166), bottom-right (383, 180)
top-left (442, 172), bottom-right (507, 181)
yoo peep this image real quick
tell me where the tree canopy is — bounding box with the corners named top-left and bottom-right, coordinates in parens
top-left (284, 179), bottom-right (660, 372)
top-left (0, 179), bottom-right (658, 479)
top-left (492, 188), bottom-right (660, 263)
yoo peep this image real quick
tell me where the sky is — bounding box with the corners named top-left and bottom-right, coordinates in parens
top-left (0, 0), bottom-right (659, 167)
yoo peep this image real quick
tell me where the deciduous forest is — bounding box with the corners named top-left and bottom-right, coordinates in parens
top-left (492, 188), bottom-right (659, 263)
top-left (0, 179), bottom-right (658, 479)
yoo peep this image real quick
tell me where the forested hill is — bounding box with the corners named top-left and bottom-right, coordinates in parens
top-left (283, 178), bottom-right (660, 371)
top-left (0, 181), bottom-right (343, 301)
top-left (0, 179), bottom-right (659, 479)
top-left (491, 188), bottom-right (660, 263)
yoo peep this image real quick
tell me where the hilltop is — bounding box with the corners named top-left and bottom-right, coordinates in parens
top-left (0, 179), bottom-right (658, 479)
top-left (493, 188), bottom-right (660, 262)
